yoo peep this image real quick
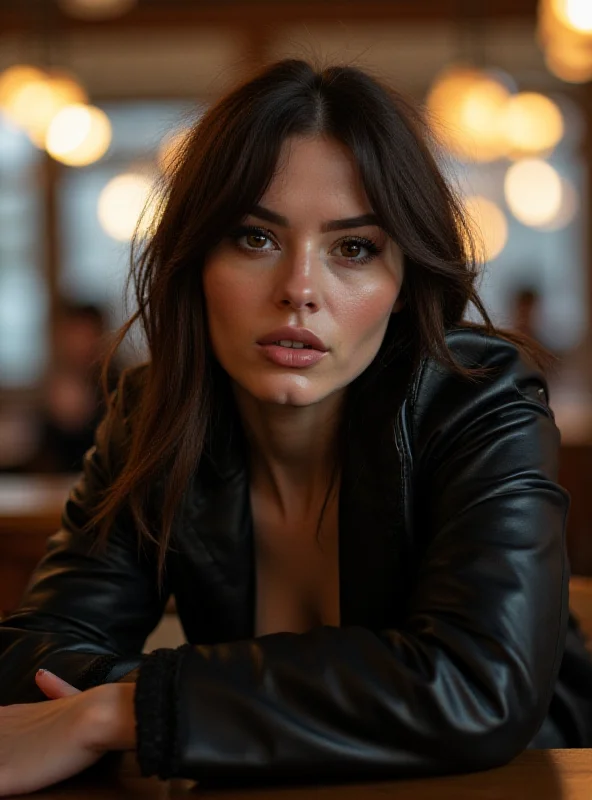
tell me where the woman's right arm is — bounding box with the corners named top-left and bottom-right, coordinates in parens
top-left (0, 366), bottom-right (169, 705)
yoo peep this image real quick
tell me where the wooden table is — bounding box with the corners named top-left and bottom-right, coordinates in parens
top-left (0, 474), bottom-right (78, 613)
top-left (559, 444), bottom-right (592, 575)
top-left (9, 750), bottom-right (592, 799)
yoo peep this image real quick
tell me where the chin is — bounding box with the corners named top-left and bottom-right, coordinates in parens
top-left (245, 375), bottom-right (331, 407)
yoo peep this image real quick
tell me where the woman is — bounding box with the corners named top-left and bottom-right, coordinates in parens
top-left (0, 58), bottom-right (591, 796)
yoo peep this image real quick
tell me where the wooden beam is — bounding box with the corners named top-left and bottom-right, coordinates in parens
top-left (0, 0), bottom-right (540, 34)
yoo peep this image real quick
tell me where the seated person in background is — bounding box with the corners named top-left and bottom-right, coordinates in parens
top-left (23, 301), bottom-right (121, 474)
top-left (510, 285), bottom-right (541, 343)
top-left (1, 58), bottom-right (592, 796)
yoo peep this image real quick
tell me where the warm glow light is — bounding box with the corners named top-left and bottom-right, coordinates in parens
top-left (537, 0), bottom-right (561, 45)
top-left (539, 176), bottom-right (579, 230)
top-left (501, 92), bottom-right (564, 157)
top-left (97, 173), bottom-right (157, 241)
top-left (0, 65), bottom-right (46, 119)
top-left (464, 195), bottom-right (508, 262)
top-left (58, 0), bottom-right (136, 19)
top-left (538, 0), bottom-right (592, 82)
top-left (504, 159), bottom-right (563, 228)
top-left (46, 104), bottom-right (111, 166)
top-left (157, 127), bottom-right (190, 175)
top-left (8, 76), bottom-right (58, 134)
top-left (23, 71), bottom-right (87, 147)
top-left (545, 39), bottom-right (592, 82)
top-left (427, 66), bottom-right (511, 162)
top-left (551, 0), bottom-right (592, 34)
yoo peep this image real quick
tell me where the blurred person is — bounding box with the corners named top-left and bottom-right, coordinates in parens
top-left (22, 301), bottom-right (121, 474)
top-left (509, 284), bottom-right (568, 361)
top-left (506, 286), bottom-right (592, 442)
top-left (0, 59), bottom-right (591, 796)
top-left (510, 285), bottom-right (541, 343)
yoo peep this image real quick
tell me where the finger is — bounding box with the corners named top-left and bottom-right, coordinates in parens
top-left (35, 669), bottom-right (81, 698)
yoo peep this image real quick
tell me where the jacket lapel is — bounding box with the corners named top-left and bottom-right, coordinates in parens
top-left (338, 406), bottom-right (407, 630)
top-left (174, 410), bottom-right (255, 644)
top-left (182, 369), bottom-right (408, 641)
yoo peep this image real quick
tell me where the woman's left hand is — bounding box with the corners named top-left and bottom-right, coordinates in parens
top-left (0, 670), bottom-right (135, 797)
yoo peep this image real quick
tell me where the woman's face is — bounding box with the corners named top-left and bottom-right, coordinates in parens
top-left (203, 135), bottom-right (404, 408)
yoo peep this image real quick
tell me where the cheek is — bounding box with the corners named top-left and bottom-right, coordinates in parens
top-left (337, 283), bottom-right (398, 348)
top-left (204, 263), bottom-right (230, 314)
top-left (203, 262), bottom-right (254, 339)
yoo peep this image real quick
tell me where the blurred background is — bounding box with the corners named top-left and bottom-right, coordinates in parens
top-left (1, 0), bottom-right (592, 623)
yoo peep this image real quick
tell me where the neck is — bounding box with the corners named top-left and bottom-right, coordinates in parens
top-left (232, 385), bottom-right (344, 518)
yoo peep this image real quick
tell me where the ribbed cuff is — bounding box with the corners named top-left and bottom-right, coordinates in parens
top-left (76, 654), bottom-right (120, 691)
top-left (134, 644), bottom-right (191, 779)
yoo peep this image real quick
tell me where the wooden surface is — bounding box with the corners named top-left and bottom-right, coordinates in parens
top-left (0, 474), bottom-right (76, 537)
top-left (0, 474), bottom-right (77, 613)
top-left (0, 474), bottom-right (76, 613)
top-left (570, 576), bottom-right (592, 647)
top-left (0, 0), bottom-right (541, 35)
top-left (10, 749), bottom-right (592, 800)
top-left (560, 445), bottom-right (592, 576)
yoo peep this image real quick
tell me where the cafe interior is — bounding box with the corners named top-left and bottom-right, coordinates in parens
top-left (1, 0), bottom-right (592, 795)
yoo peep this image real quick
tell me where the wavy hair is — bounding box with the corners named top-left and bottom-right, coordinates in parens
top-left (85, 58), bottom-right (549, 582)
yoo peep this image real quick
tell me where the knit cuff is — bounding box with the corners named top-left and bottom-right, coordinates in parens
top-left (76, 654), bottom-right (120, 691)
top-left (134, 644), bottom-right (192, 779)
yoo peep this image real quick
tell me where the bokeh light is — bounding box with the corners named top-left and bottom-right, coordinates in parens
top-left (58, 0), bottom-right (137, 19)
top-left (427, 66), bottom-right (511, 162)
top-left (0, 66), bottom-right (47, 122)
top-left (504, 159), bottom-right (563, 228)
top-left (501, 92), bottom-right (564, 157)
top-left (97, 172), bottom-right (158, 241)
top-left (539, 176), bottom-right (579, 231)
top-left (464, 195), bottom-right (509, 262)
top-left (551, 0), bottom-right (592, 34)
top-left (46, 104), bottom-right (111, 166)
top-left (545, 39), bottom-right (592, 82)
top-left (18, 71), bottom-right (87, 148)
top-left (538, 0), bottom-right (592, 82)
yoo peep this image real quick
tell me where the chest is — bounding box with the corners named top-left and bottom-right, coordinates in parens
top-left (251, 488), bottom-right (340, 636)
top-left (172, 435), bottom-right (408, 644)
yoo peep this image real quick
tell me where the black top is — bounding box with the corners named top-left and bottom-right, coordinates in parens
top-left (1, 328), bottom-right (592, 784)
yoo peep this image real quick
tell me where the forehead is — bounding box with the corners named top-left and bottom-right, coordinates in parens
top-left (262, 135), bottom-right (369, 211)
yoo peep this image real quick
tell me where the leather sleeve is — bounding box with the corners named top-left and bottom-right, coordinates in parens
top-left (0, 365), bottom-right (167, 705)
top-left (134, 334), bottom-right (569, 782)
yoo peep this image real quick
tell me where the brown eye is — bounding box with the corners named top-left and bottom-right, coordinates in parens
top-left (340, 241), bottom-right (362, 258)
top-left (246, 232), bottom-right (268, 249)
top-left (332, 236), bottom-right (382, 266)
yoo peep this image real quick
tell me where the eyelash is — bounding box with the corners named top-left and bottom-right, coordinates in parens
top-left (227, 225), bottom-right (383, 266)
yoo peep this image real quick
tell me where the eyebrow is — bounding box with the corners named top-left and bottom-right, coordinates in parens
top-left (248, 204), bottom-right (380, 233)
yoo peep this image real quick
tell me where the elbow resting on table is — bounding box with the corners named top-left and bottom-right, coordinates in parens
top-left (437, 687), bottom-right (549, 774)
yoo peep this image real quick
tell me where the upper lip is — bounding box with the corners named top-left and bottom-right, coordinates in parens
top-left (257, 327), bottom-right (328, 351)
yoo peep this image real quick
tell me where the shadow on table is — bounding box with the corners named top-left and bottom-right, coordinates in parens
top-left (36, 753), bottom-right (195, 799)
top-left (40, 750), bottom-right (567, 800)
top-left (195, 753), bottom-right (566, 800)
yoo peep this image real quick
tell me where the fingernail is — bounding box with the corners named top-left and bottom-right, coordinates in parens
top-left (36, 669), bottom-right (47, 676)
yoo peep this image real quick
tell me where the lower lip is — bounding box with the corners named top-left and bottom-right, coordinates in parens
top-left (257, 344), bottom-right (327, 368)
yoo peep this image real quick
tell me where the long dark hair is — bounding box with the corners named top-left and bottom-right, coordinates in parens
top-left (86, 58), bottom-right (549, 581)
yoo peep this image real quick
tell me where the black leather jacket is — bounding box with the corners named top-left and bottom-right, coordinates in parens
top-left (1, 328), bottom-right (590, 783)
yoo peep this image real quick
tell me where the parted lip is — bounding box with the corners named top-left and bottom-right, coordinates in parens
top-left (257, 327), bottom-right (328, 351)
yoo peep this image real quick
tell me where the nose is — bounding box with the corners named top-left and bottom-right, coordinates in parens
top-left (272, 247), bottom-right (321, 312)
